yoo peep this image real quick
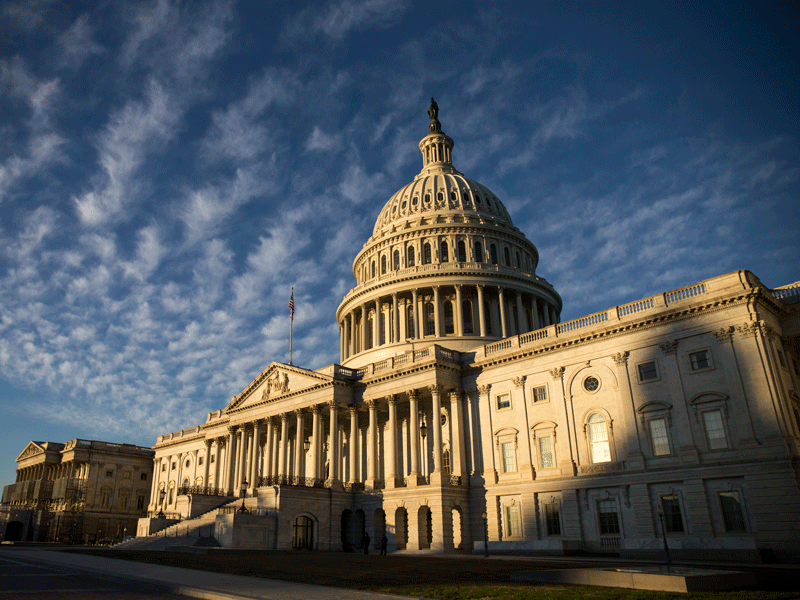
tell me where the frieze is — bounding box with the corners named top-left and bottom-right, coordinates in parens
top-left (579, 461), bottom-right (624, 475)
top-left (261, 370), bottom-right (290, 400)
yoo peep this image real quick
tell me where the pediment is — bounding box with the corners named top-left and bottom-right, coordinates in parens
top-left (17, 441), bottom-right (45, 462)
top-left (225, 362), bottom-right (333, 412)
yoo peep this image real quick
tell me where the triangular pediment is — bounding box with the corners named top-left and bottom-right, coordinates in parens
top-left (225, 362), bottom-right (333, 412)
top-left (16, 441), bottom-right (45, 462)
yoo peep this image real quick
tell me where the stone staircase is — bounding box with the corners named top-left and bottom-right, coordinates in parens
top-left (115, 496), bottom-right (257, 550)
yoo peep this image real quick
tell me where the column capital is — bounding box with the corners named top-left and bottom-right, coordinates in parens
top-left (386, 394), bottom-right (398, 406)
top-left (312, 404), bottom-right (323, 414)
top-left (512, 376), bottom-right (526, 388)
top-left (611, 351), bottom-right (629, 366)
top-left (203, 438), bottom-right (212, 448)
top-left (327, 400), bottom-right (339, 410)
top-left (349, 404), bottom-right (359, 414)
top-left (294, 408), bottom-right (305, 417)
top-left (477, 384), bottom-right (491, 396)
top-left (227, 425), bottom-right (238, 434)
top-left (280, 412), bottom-right (290, 422)
top-left (406, 389), bottom-right (419, 400)
top-left (448, 390), bottom-right (463, 402)
top-left (549, 366), bottom-right (565, 380)
top-left (712, 325), bottom-right (734, 343)
top-left (428, 384), bottom-right (444, 395)
top-left (366, 398), bottom-right (379, 410)
top-left (659, 340), bottom-right (678, 355)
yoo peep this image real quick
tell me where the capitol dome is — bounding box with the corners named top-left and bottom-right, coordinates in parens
top-left (336, 99), bottom-right (561, 368)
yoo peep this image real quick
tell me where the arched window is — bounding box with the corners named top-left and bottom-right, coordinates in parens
top-left (457, 240), bottom-right (466, 262)
top-left (371, 261), bottom-right (376, 278)
top-left (406, 305), bottom-right (415, 339)
top-left (366, 314), bottom-right (374, 350)
top-left (423, 243), bottom-right (432, 265)
top-left (490, 244), bottom-right (498, 265)
top-left (504, 247), bottom-right (511, 266)
top-left (484, 300), bottom-right (493, 335)
top-left (516, 251), bottom-right (520, 268)
top-left (442, 449), bottom-right (451, 474)
top-left (425, 303), bottom-right (435, 336)
top-left (381, 255), bottom-right (387, 274)
top-left (443, 301), bottom-right (454, 334)
top-left (407, 246), bottom-right (415, 267)
top-left (474, 241), bottom-right (483, 263)
top-left (393, 250), bottom-right (400, 270)
top-left (437, 191), bottom-right (443, 202)
top-left (440, 241), bottom-right (449, 262)
top-left (587, 413), bottom-right (611, 463)
top-left (512, 305), bottom-right (519, 334)
top-left (379, 309), bottom-right (385, 345)
top-left (462, 300), bottom-right (473, 334)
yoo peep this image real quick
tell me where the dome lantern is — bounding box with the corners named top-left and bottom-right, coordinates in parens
top-left (419, 98), bottom-right (455, 172)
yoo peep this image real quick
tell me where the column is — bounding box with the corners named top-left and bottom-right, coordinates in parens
top-left (327, 401), bottom-right (340, 482)
top-left (477, 285), bottom-right (486, 336)
top-left (386, 395), bottom-right (398, 485)
top-left (279, 414), bottom-right (290, 477)
top-left (213, 439), bottom-right (223, 490)
top-left (202, 440), bottom-right (211, 489)
top-left (367, 399), bottom-right (378, 484)
top-left (550, 304), bottom-right (557, 325)
top-left (242, 427), bottom-right (252, 488)
top-left (408, 390), bottom-right (420, 478)
top-left (531, 296), bottom-right (540, 330)
top-left (270, 419), bottom-right (280, 479)
top-left (349, 405), bottom-right (359, 483)
top-left (498, 287), bottom-right (508, 338)
top-left (543, 303), bottom-right (551, 326)
top-left (455, 285), bottom-right (463, 335)
top-left (294, 410), bottom-right (305, 479)
top-left (411, 289), bottom-right (419, 339)
top-left (150, 457), bottom-right (160, 506)
top-left (361, 303), bottom-right (368, 352)
top-left (311, 405), bottom-right (322, 480)
top-left (477, 385), bottom-right (497, 481)
top-left (249, 422), bottom-right (261, 491)
top-left (433, 286), bottom-right (441, 337)
top-left (225, 426), bottom-right (236, 495)
top-left (449, 391), bottom-right (466, 479)
top-left (263, 421), bottom-right (273, 478)
top-left (392, 293), bottom-right (399, 343)
top-left (516, 291), bottom-right (525, 334)
top-left (430, 385), bottom-right (443, 476)
top-left (373, 298), bottom-right (380, 348)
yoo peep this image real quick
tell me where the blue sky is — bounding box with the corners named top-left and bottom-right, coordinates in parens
top-left (0, 0), bottom-right (797, 486)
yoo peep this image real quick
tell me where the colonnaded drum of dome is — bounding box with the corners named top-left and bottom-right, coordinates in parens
top-left (336, 99), bottom-right (562, 368)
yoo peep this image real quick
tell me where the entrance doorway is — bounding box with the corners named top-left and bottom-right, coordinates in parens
top-left (292, 515), bottom-right (313, 550)
top-left (4, 521), bottom-right (23, 542)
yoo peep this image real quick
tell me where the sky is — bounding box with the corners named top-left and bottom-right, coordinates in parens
top-left (0, 0), bottom-right (797, 486)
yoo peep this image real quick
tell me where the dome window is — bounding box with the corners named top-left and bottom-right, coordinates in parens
top-left (423, 243), bottom-right (432, 265)
top-left (407, 246), bottom-right (415, 267)
top-left (412, 196), bottom-right (418, 206)
top-left (392, 205), bottom-right (397, 214)
top-left (474, 241), bottom-right (484, 263)
top-left (371, 261), bottom-right (376, 278)
top-left (401, 200), bottom-right (407, 210)
top-left (490, 244), bottom-right (498, 265)
top-left (443, 301), bottom-right (454, 334)
top-left (381, 255), bottom-right (387, 274)
top-left (450, 191), bottom-right (456, 201)
top-left (487, 197), bottom-right (493, 209)
top-left (393, 250), bottom-right (400, 270)
top-left (504, 247), bottom-right (511, 266)
top-left (424, 193), bottom-right (431, 205)
top-left (440, 241), bottom-right (449, 262)
top-left (457, 240), bottom-right (467, 262)
top-left (437, 192), bottom-right (443, 202)
top-left (425, 303), bottom-right (435, 336)
top-left (516, 251), bottom-right (521, 268)
top-left (462, 300), bottom-right (474, 334)
top-left (475, 195), bottom-right (482, 205)
top-left (462, 193), bottom-right (470, 206)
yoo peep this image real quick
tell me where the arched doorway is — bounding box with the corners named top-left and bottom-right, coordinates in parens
top-left (374, 508), bottom-right (385, 552)
top-left (292, 515), bottom-right (313, 550)
top-left (418, 506), bottom-right (432, 549)
top-left (4, 521), bottom-right (24, 542)
top-left (341, 510), bottom-right (353, 551)
top-left (395, 507), bottom-right (408, 550)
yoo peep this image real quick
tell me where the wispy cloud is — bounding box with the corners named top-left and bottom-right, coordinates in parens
top-left (56, 13), bottom-right (106, 70)
top-left (282, 0), bottom-right (411, 42)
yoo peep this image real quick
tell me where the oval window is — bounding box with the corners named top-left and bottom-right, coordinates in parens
top-left (401, 200), bottom-right (407, 209)
top-left (584, 376), bottom-right (600, 392)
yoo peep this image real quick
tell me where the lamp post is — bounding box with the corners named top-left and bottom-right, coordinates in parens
top-left (419, 418), bottom-right (427, 478)
top-left (657, 506), bottom-right (671, 569)
top-left (157, 489), bottom-right (166, 519)
top-left (237, 479), bottom-right (249, 513)
top-left (482, 512), bottom-right (489, 557)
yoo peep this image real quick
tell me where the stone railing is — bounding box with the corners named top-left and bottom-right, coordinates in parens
top-left (354, 344), bottom-right (458, 377)
top-left (257, 475), bottom-right (326, 488)
top-left (772, 283), bottom-right (800, 304)
top-left (147, 510), bottom-right (182, 520)
top-left (177, 485), bottom-right (228, 497)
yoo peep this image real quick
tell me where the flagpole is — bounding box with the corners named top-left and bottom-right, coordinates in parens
top-left (289, 287), bottom-right (294, 366)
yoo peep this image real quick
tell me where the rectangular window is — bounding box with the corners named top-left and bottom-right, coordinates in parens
top-left (660, 495), bottom-right (684, 533)
top-left (140, 472), bottom-right (147, 481)
top-left (496, 393), bottom-right (511, 410)
top-left (649, 418), bottom-right (670, 456)
top-left (690, 350), bottom-right (710, 370)
top-left (501, 442), bottom-right (516, 473)
top-left (198, 456), bottom-right (204, 466)
top-left (101, 492), bottom-right (110, 508)
top-left (210, 455), bottom-right (215, 464)
top-left (638, 361), bottom-right (658, 381)
top-left (544, 502), bottom-right (561, 536)
top-left (532, 385), bottom-right (548, 403)
top-left (506, 505), bottom-right (522, 537)
top-left (122, 471), bottom-right (131, 479)
top-left (137, 495), bottom-right (145, 510)
top-left (161, 463), bottom-right (166, 472)
top-left (538, 435), bottom-right (555, 469)
top-left (171, 462), bottom-right (177, 470)
top-left (105, 470), bottom-right (113, 478)
top-left (702, 409), bottom-right (728, 450)
top-left (597, 499), bottom-right (620, 535)
top-left (120, 495), bottom-right (128, 509)
top-left (719, 491), bottom-right (747, 532)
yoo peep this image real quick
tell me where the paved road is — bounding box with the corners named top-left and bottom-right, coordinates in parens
top-left (0, 552), bottom-right (183, 599)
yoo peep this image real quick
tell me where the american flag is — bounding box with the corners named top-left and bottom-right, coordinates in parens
top-left (288, 289), bottom-right (294, 322)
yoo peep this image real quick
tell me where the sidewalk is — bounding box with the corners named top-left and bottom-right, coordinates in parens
top-left (4, 549), bottom-right (427, 600)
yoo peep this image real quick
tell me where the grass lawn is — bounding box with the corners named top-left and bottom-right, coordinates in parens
top-left (67, 549), bottom-right (799, 600)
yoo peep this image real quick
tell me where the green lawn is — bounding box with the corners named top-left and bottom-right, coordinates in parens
top-left (67, 549), bottom-right (799, 600)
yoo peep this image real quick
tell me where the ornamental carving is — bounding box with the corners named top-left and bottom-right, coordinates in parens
top-left (262, 371), bottom-right (289, 399)
top-left (659, 340), bottom-right (678, 355)
top-left (477, 384), bottom-right (491, 396)
top-left (611, 351), bottom-right (629, 366)
top-left (428, 384), bottom-right (444, 395)
top-left (512, 376), bottom-right (526, 388)
top-left (736, 321), bottom-right (759, 339)
top-left (549, 367), bottom-right (565, 380)
top-left (712, 326), bottom-right (734, 343)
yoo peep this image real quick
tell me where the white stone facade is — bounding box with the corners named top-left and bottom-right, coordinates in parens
top-left (146, 101), bottom-right (800, 560)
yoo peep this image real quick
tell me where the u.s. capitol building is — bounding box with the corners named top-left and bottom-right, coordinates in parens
top-left (134, 100), bottom-right (800, 560)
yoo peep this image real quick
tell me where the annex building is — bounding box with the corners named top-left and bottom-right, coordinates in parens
top-left (1, 439), bottom-right (154, 543)
top-left (135, 101), bottom-right (800, 560)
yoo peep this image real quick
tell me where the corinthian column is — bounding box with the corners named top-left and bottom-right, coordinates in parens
top-left (327, 401), bottom-right (340, 483)
top-left (279, 414), bottom-right (289, 478)
top-left (367, 399), bottom-right (378, 484)
top-left (202, 439), bottom-right (211, 489)
top-left (449, 390), bottom-right (466, 479)
top-left (429, 385), bottom-right (444, 480)
top-left (294, 410), bottom-right (305, 479)
top-left (349, 405), bottom-right (359, 484)
top-left (249, 421), bottom-right (261, 491)
top-left (311, 405), bottom-right (322, 480)
top-left (408, 390), bottom-right (420, 480)
top-left (225, 426), bottom-right (237, 495)
top-left (477, 285), bottom-right (486, 336)
top-left (386, 395), bottom-right (398, 486)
